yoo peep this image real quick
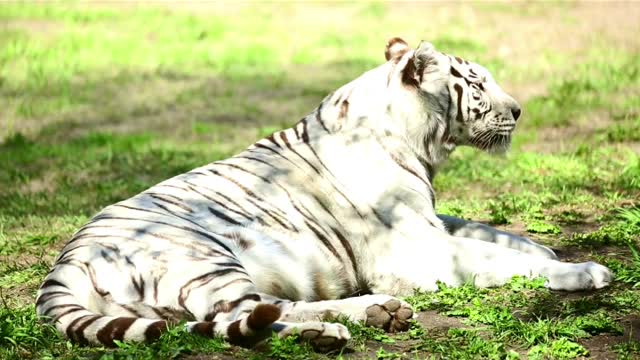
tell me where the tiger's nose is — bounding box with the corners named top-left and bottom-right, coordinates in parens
top-left (511, 106), bottom-right (521, 121)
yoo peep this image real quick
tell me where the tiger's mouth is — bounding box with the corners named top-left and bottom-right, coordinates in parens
top-left (468, 128), bottom-right (513, 153)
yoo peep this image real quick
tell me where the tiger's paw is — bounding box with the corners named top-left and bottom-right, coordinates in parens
top-left (365, 298), bottom-right (414, 332)
top-left (544, 261), bottom-right (613, 291)
top-left (275, 321), bottom-right (350, 352)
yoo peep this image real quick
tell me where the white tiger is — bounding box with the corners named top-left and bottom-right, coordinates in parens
top-left (36, 38), bottom-right (612, 351)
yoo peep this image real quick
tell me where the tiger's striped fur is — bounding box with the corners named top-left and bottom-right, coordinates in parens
top-left (37, 38), bottom-right (612, 350)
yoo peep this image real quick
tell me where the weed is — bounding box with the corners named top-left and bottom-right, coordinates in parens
top-left (568, 207), bottom-right (640, 248)
top-left (405, 281), bottom-right (487, 313)
top-left (415, 328), bottom-right (515, 359)
top-left (104, 325), bottom-right (228, 360)
top-left (266, 332), bottom-right (316, 360)
top-left (375, 347), bottom-right (402, 359)
top-left (613, 341), bottom-right (640, 360)
top-left (335, 317), bottom-right (395, 349)
top-left (554, 210), bottom-right (585, 225)
top-left (528, 338), bottom-right (588, 360)
top-left (526, 219), bottom-right (561, 234)
top-left (488, 199), bottom-right (511, 225)
top-left (604, 244), bottom-right (640, 287)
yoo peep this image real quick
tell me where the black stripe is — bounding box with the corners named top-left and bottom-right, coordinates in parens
top-left (185, 184), bottom-right (253, 220)
top-left (208, 168), bottom-right (262, 200)
top-left (121, 304), bottom-right (143, 317)
top-left (96, 317), bottom-right (137, 346)
top-left (205, 293), bottom-right (262, 321)
top-left (293, 124), bottom-right (301, 140)
top-left (279, 185), bottom-right (335, 241)
top-left (36, 291), bottom-right (72, 307)
top-left (295, 125), bottom-right (367, 221)
top-left (450, 66), bottom-right (464, 78)
top-left (305, 220), bottom-right (343, 262)
top-left (310, 194), bottom-right (342, 224)
top-left (223, 161), bottom-right (333, 237)
top-left (208, 168), bottom-right (296, 231)
top-left (227, 319), bottom-right (243, 341)
top-left (40, 279), bottom-right (68, 289)
top-left (252, 143), bottom-right (281, 157)
top-left (265, 133), bottom-right (282, 149)
top-left (43, 303), bottom-right (84, 318)
top-left (235, 155), bottom-right (278, 169)
top-left (145, 321), bottom-right (168, 341)
top-left (182, 180), bottom-right (254, 222)
top-left (315, 102), bottom-right (331, 133)
top-left (330, 226), bottom-right (358, 274)
top-left (372, 209), bottom-right (393, 229)
top-left (114, 203), bottom-right (211, 232)
top-left (52, 307), bottom-right (85, 323)
top-left (369, 135), bottom-right (438, 216)
top-left (178, 268), bottom-right (249, 309)
top-left (246, 197), bottom-right (295, 231)
top-left (251, 145), bottom-right (305, 172)
top-left (147, 193), bottom-right (193, 212)
top-left (454, 83), bottom-right (464, 123)
top-left (299, 118), bottom-right (310, 143)
top-left (217, 162), bottom-right (272, 184)
top-left (131, 274), bottom-right (145, 301)
top-left (208, 206), bottom-right (243, 226)
top-left (90, 216), bottom-right (234, 255)
top-left (279, 131), bottom-right (322, 175)
top-left (191, 321), bottom-right (215, 337)
top-left (55, 259), bottom-right (88, 276)
top-left (65, 231), bottom-right (128, 246)
top-left (67, 314), bottom-right (101, 345)
top-left (84, 261), bottom-right (110, 297)
top-left (391, 155), bottom-right (428, 185)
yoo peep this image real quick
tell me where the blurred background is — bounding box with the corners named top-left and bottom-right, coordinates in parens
top-left (1, 2), bottom-right (639, 359)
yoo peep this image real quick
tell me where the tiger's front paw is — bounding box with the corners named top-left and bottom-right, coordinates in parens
top-left (365, 298), bottom-right (413, 332)
top-left (544, 261), bottom-right (613, 291)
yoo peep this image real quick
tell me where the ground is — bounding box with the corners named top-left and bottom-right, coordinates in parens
top-left (1, 2), bottom-right (639, 359)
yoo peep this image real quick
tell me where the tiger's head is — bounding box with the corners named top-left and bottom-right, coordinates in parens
top-left (383, 37), bottom-right (521, 162)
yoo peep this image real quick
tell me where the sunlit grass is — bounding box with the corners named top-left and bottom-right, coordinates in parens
top-left (1, 2), bottom-right (638, 359)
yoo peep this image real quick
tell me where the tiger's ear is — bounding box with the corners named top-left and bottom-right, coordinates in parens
top-left (413, 41), bottom-right (438, 72)
top-left (385, 37), bottom-right (410, 61)
top-left (402, 41), bottom-right (439, 87)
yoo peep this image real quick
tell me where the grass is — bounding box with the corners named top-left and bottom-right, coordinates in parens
top-left (1, 1), bottom-right (639, 359)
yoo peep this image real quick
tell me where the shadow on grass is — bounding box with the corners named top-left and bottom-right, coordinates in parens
top-left (1, 62), bottom-right (379, 217)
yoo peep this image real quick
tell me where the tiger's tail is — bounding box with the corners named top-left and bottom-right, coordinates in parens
top-left (36, 278), bottom-right (281, 347)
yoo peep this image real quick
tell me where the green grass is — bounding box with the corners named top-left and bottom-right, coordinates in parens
top-left (0, 306), bottom-right (230, 360)
top-left (1, 2), bottom-right (639, 359)
top-left (404, 277), bottom-right (630, 358)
